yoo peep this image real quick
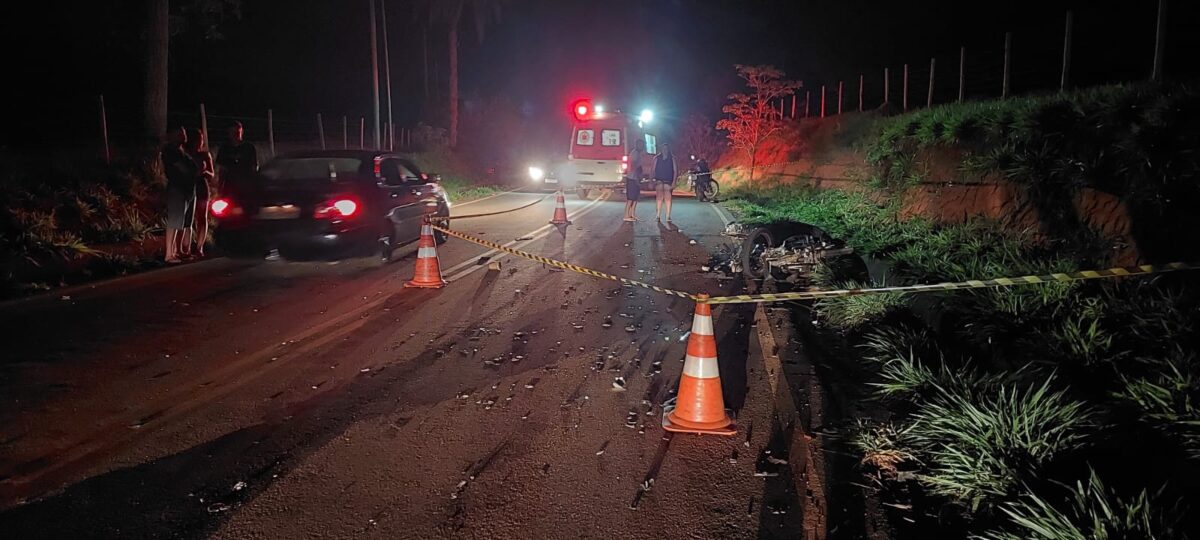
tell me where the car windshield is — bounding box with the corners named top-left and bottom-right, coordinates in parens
top-left (260, 158), bottom-right (362, 181)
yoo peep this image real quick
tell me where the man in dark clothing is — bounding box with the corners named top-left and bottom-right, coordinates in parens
top-left (694, 156), bottom-right (713, 202)
top-left (215, 121), bottom-right (258, 191)
top-left (162, 127), bottom-right (199, 263)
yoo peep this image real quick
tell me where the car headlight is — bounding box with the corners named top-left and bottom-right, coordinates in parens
top-left (528, 166), bottom-right (545, 181)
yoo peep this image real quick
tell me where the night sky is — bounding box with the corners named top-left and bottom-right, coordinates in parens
top-left (5, 0), bottom-right (1198, 149)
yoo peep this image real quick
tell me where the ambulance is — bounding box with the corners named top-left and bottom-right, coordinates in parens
top-left (558, 99), bottom-right (657, 199)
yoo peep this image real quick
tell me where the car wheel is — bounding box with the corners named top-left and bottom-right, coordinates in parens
top-left (740, 227), bottom-right (775, 280)
top-left (433, 205), bottom-right (450, 245)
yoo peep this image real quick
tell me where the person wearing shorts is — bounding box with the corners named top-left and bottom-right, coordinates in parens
top-left (162, 127), bottom-right (198, 263)
top-left (653, 143), bottom-right (677, 222)
top-left (624, 139), bottom-right (646, 222)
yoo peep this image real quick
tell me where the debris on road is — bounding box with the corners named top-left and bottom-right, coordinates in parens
top-left (612, 377), bottom-right (627, 391)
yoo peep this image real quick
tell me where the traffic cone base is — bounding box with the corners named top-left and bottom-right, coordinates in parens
top-left (405, 220), bottom-right (446, 288)
top-left (549, 190), bottom-right (572, 225)
top-left (661, 296), bottom-right (736, 436)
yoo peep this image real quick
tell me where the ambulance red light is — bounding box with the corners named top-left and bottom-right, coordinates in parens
top-left (571, 99), bottom-right (593, 122)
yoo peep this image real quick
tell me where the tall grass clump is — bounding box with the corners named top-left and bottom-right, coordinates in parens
top-left (907, 379), bottom-right (1093, 509)
top-left (978, 469), bottom-right (1181, 540)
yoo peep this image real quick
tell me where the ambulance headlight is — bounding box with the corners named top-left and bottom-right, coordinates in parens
top-left (528, 166), bottom-right (545, 181)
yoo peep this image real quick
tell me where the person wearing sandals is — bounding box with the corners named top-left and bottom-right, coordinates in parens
top-left (623, 139), bottom-right (646, 222)
top-left (653, 143), bottom-right (677, 222)
top-left (161, 127), bottom-right (198, 264)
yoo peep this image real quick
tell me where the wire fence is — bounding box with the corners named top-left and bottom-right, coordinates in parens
top-left (778, 3), bottom-right (1175, 119)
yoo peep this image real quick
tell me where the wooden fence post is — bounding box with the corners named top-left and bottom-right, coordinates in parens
top-left (927, 58), bottom-right (936, 108)
top-left (99, 95), bottom-right (110, 164)
top-left (1061, 11), bottom-right (1074, 90)
top-left (359, 117), bottom-right (365, 149)
top-left (858, 74), bottom-right (864, 112)
top-left (805, 90), bottom-right (811, 118)
top-left (884, 68), bottom-right (890, 105)
top-left (958, 46), bottom-right (966, 103)
top-left (267, 108), bottom-right (276, 157)
top-left (902, 64), bottom-right (909, 111)
top-left (791, 94), bottom-right (797, 119)
top-left (820, 85), bottom-right (826, 118)
top-left (318, 113), bottom-right (326, 149)
top-left (1003, 32), bottom-right (1012, 98)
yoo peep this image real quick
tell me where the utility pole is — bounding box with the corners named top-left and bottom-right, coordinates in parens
top-left (1151, 0), bottom-right (1167, 82)
top-left (381, 0), bottom-right (394, 150)
top-left (820, 85), bottom-right (826, 118)
top-left (343, 115), bottom-right (348, 149)
top-left (318, 113), bottom-right (326, 149)
top-left (837, 81), bottom-right (844, 115)
top-left (368, 0), bottom-right (381, 150)
top-left (1061, 11), bottom-right (1074, 91)
top-left (902, 64), bottom-right (909, 112)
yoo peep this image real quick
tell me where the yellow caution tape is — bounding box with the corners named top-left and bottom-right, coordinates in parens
top-left (431, 225), bottom-right (699, 300)
top-left (433, 222), bottom-right (1197, 305)
top-left (701, 262), bottom-right (1198, 304)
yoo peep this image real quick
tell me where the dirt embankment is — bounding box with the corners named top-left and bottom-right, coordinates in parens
top-left (714, 115), bottom-right (1140, 264)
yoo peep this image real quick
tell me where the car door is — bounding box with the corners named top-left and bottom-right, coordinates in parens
top-left (377, 158), bottom-right (428, 244)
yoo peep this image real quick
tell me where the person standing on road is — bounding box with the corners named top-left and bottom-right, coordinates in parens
top-left (161, 127), bottom-right (198, 264)
top-left (188, 128), bottom-right (216, 258)
top-left (694, 156), bottom-right (712, 202)
top-left (215, 121), bottom-right (258, 194)
top-left (623, 139), bottom-right (646, 222)
top-left (653, 143), bottom-right (677, 222)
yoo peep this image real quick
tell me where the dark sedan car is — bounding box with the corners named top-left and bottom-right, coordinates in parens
top-left (210, 150), bottom-right (450, 261)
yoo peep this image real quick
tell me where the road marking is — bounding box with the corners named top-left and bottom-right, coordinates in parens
top-left (441, 196), bottom-right (608, 282)
top-left (709, 203), bottom-right (734, 227)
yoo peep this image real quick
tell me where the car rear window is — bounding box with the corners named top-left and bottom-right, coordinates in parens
top-left (260, 158), bottom-right (362, 181)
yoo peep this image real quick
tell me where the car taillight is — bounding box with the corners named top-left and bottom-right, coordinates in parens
top-left (621, 155), bottom-right (629, 173)
top-left (210, 198), bottom-right (233, 217)
top-left (315, 196), bottom-right (361, 219)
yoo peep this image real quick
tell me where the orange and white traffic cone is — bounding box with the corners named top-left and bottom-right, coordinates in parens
top-left (404, 216), bottom-right (446, 289)
top-left (663, 294), bottom-right (735, 435)
top-left (549, 190), bottom-right (572, 225)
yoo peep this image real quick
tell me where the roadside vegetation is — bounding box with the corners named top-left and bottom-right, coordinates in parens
top-left (725, 178), bottom-right (1199, 537)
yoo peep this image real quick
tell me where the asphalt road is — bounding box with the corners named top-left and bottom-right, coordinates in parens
top-left (0, 190), bottom-right (806, 539)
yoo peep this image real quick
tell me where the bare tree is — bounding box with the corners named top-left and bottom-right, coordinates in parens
top-left (415, 0), bottom-right (506, 149)
top-left (716, 65), bottom-right (800, 182)
top-left (676, 115), bottom-right (724, 162)
top-left (140, 0), bottom-right (241, 142)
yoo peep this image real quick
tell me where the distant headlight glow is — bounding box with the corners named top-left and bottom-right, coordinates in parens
top-left (528, 166), bottom-right (545, 181)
